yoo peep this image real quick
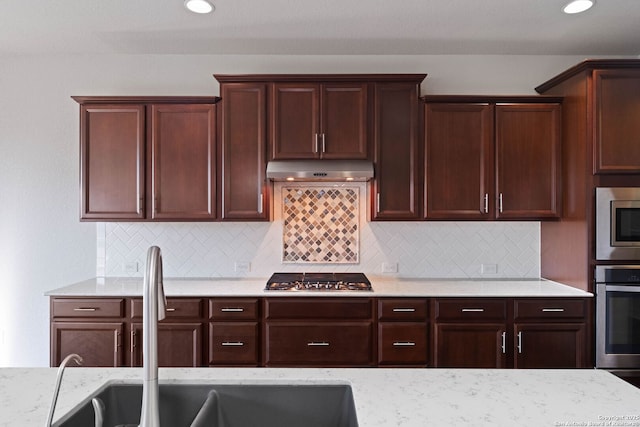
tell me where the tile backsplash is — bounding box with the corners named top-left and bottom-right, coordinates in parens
top-left (98, 182), bottom-right (540, 278)
top-left (282, 186), bottom-right (360, 264)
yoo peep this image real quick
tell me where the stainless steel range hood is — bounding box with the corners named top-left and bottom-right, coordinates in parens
top-left (266, 160), bottom-right (374, 181)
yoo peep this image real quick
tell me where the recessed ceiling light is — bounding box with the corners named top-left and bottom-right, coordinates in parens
top-left (184, 0), bottom-right (214, 14)
top-left (563, 0), bottom-right (594, 14)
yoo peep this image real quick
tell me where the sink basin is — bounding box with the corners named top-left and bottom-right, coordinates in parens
top-left (53, 382), bottom-right (359, 427)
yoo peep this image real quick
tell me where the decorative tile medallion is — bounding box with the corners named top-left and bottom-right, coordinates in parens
top-left (282, 187), bottom-right (359, 263)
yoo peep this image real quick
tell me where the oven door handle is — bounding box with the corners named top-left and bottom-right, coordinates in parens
top-left (605, 285), bottom-right (640, 293)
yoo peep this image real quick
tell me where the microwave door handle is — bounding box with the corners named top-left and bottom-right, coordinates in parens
top-left (605, 285), bottom-right (640, 292)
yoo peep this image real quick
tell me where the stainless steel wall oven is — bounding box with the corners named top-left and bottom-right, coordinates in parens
top-left (595, 265), bottom-right (640, 369)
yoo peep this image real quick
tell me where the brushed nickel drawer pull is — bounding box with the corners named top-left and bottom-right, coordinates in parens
top-left (221, 342), bottom-right (245, 347)
top-left (501, 332), bottom-right (506, 354)
top-left (393, 342), bottom-right (416, 347)
top-left (307, 342), bottom-right (330, 347)
top-left (73, 308), bottom-right (97, 312)
top-left (392, 308), bottom-right (416, 312)
top-left (166, 308), bottom-right (176, 312)
top-left (220, 308), bottom-right (244, 312)
top-left (517, 331), bottom-right (523, 354)
top-left (461, 308), bottom-right (485, 312)
top-left (541, 308), bottom-right (565, 312)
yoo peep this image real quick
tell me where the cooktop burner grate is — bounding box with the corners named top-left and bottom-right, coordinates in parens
top-left (265, 272), bottom-right (372, 291)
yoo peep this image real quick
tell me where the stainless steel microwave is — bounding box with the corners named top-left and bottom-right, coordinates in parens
top-left (596, 187), bottom-right (640, 261)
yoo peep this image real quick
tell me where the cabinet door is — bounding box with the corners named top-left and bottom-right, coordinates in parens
top-left (79, 104), bottom-right (145, 220)
top-left (131, 322), bottom-right (203, 367)
top-left (513, 323), bottom-right (586, 368)
top-left (321, 83), bottom-right (369, 159)
top-left (51, 322), bottom-right (124, 367)
top-left (593, 69), bottom-right (640, 174)
top-left (219, 83), bottom-right (268, 220)
top-left (150, 104), bottom-right (217, 220)
top-left (425, 103), bottom-right (494, 219)
top-left (271, 83), bottom-right (320, 159)
top-left (372, 82), bottom-right (421, 220)
top-left (495, 103), bottom-right (561, 219)
top-left (433, 323), bottom-right (506, 368)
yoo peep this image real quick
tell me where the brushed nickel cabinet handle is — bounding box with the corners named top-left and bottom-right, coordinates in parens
top-left (221, 342), bottom-right (245, 347)
top-left (314, 133), bottom-right (319, 153)
top-left (484, 193), bottom-right (489, 213)
top-left (165, 308), bottom-right (176, 312)
top-left (392, 308), bottom-right (416, 313)
top-left (461, 308), bottom-right (485, 312)
top-left (258, 193), bottom-right (263, 214)
top-left (321, 133), bottom-right (326, 153)
top-left (393, 342), bottom-right (416, 347)
top-left (499, 193), bottom-right (503, 213)
top-left (501, 332), bottom-right (506, 354)
top-left (307, 342), bottom-right (330, 347)
top-left (541, 308), bottom-right (565, 312)
top-left (517, 331), bottom-right (523, 354)
top-left (376, 193), bottom-right (381, 213)
top-left (73, 308), bottom-right (97, 312)
top-left (220, 308), bottom-right (244, 312)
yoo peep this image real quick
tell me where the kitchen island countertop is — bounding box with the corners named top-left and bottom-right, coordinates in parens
top-left (45, 276), bottom-right (593, 297)
top-left (1, 367), bottom-right (638, 426)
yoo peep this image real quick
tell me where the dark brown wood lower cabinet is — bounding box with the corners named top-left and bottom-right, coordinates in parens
top-left (51, 322), bottom-right (124, 367)
top-left (378, 322), bottom-right (428, 366)
top-left (130, 322), bottom-right (203, 367)
top-left (264, 322), bottom-right (374, 366)
top-left (433, 323), bottom-right (506, 368)
top-left (513, 323), bottom-right (586, 368)
top-left (209, 322), bottom-right (259, 366)
top-left (50, 296), bottom-right (591, 368)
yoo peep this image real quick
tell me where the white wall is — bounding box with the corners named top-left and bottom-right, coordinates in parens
top-left (0, 53), bottom-right (599, 367)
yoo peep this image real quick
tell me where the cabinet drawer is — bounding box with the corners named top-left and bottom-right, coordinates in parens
top-left (378, 299), bottom-right (428, 321)
top-left (514, 299), bottom-right (587, 320)
top-left (265, 298), bottom-right (372, 320)
top-left (265, 322), bottom-right (373, 366)
top-left (209, 322), bottom-right (259, 365)
top-left (131, 298), bottom-right (203, 319)
top-left (378, 322), bottom-right (428, 365)
top-left (52, 298), bottom-right (125, 318)
top-left (435, 299), bottom-right (506, 321)
top-left (210, 298), bottom-right (259, 320)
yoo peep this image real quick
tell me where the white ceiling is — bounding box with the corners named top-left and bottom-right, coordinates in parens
top-left (1, 0), bottom-right (639, 56)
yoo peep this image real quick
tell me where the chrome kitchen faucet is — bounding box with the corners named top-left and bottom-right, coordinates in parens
top-left (139, 246), bottom-right (167, 427)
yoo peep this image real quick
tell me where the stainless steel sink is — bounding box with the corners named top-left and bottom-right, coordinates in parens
top-left (53, 382), bottom-right (359, 427)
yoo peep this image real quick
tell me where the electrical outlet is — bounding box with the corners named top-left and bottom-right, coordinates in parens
top-left (124, 261), bottom-right (139, 274)
top-left (382, 262), bottom-right (398, 274)
top-left (481, 263), bottom-right (498, 275)
top-left (234, 261), bottom-right (251, 273)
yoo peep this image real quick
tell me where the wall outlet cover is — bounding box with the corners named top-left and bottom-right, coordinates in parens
top-left (481, 263), bottom-right (499, 275)
top-left (234, 261), bottom-right (251, 273)
top-left (382, 262), bottom-right (399, 274)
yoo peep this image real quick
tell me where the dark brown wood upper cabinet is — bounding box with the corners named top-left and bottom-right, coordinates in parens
top-left (78, 104), bottom-right (146, 220)
top-left (371, 81), bottom-right (422, 220)
top-left (424, 103), bottom-right (494, 219)
top-left (424, 96), bottom-right (562, 220)
top-left (270, 82), bottom-right (368, 160)
top-left (73, 96), bottom-right (220, 221)
top-left (593, 69), bottom-right (640, 174)
top-left (495, 103), bottom-right (561, 219)
top-left (150, 104), bottom-right (217, 220)
top-left (218, 83), bottom-right (269, 220)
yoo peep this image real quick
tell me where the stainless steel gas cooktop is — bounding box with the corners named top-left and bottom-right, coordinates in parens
top-left (265, 272), bottom-right (372, 291)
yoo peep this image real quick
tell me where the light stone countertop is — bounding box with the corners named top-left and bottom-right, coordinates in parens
top-left (1, 367), bottom-right (638, 426)
top-left (45, 277), bottom-right (593, 297)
